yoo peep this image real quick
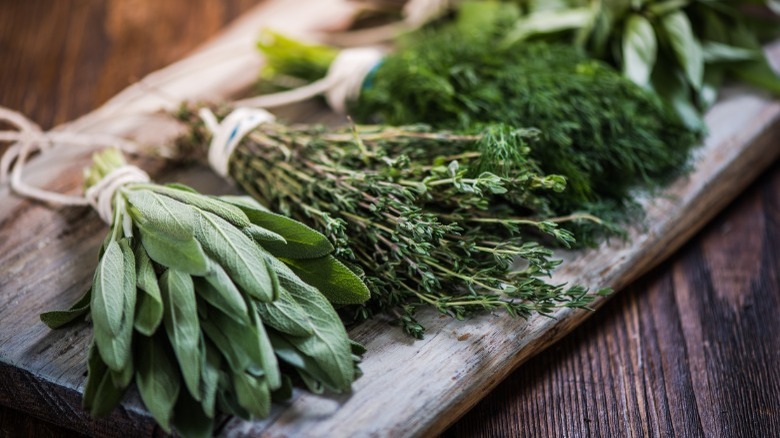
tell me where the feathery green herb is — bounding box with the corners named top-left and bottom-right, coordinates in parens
top-left (41, 149), bottom-right (368, 438)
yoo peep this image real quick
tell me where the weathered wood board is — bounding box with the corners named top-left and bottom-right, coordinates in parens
top-left (0, 0), bottom-right (778, 436)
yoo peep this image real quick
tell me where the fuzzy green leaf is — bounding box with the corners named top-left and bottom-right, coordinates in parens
top-left (134, 244), bottom-right (163, 336)
top-left (161, 269), bottom-right (201, 401)
top-left (256, 286), bottom-right (315, 337)
top-left (154, 185), bottom-right (251, 229)
top-left (83, 342), bottom-right (125, 418)
top-left (223, 196), bottom-right (334, 259)
top-left (195, 260), bottom-right (250, 324)
top-left (40, 289), bottom-right (91, 329)
top-left (136, 334), bottom-right (181, 433)
top-left (172, 386), bottom-right (214, 438)
top-left (232, 372), bottom-right (270, 419)
top-left (194, 210), bottom-right (277, 302)
top-left (92, 239), bottom-right (135, 372)
top-left (282, 255), bottom-right (370, 305)
top-left (135, 221), bottom-right (209, 275)
top-left (200, 336), bottom-right (221, 418)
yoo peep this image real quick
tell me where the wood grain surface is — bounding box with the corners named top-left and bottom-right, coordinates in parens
top-left (1, 1), bottom-right (778, 437)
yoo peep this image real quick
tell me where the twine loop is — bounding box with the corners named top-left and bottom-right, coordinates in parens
top-left (198, 107), bottom-right (276, 178)
top-left (233, 47), bottom-right (384, 113)
top-left (0, 106), bottom-right (144, 222)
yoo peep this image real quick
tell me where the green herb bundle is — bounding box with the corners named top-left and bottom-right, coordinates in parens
top-left (42, 149), bottom-right (369, 437)
top-left (256, 15), bottom-right (700, 237)
top-left (180, 117), bottom-right (607, 338)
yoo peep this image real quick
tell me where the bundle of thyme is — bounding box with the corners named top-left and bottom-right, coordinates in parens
top-left (180, 115), bottom-right (606, 337)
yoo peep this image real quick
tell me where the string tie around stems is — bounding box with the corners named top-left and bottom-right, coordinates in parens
top-left (198, 107), bottom-right (275, 178)
top-left (233, 47), bottom-right (384, 114)
top-left (0, 106), bottom-right (147, 223)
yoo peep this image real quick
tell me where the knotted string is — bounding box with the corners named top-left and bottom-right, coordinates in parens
top-left (233, 47), bottom-right (384, 114)
top-left (0, 106), bottom-right (148, 223)
top-left (198, 107), bottom-right (276, 178)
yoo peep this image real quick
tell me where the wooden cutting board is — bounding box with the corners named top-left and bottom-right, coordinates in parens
top-left (0, 1), bottom-right (778, 436)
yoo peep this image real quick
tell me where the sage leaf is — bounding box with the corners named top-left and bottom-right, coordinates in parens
top-left (91, 240), bottom-right (125, 336)
top-left (661, 11), bottom-right (703, 90)
top-left (194, 210), bottom-right (276, 302)
top-left (161, 269), bottom-right (201, 401)
top-left (92, 239), bottom-right (135, 372)
top-left (173, 388), bottom-right (214, 438)
top-left (267, 331), bottom-right (340, 393)
top-left (196, 260), bottom-right (249, 323)
top-left (136, 334), bottom-right (181, 433)
top-left (256, 285), bottom-right (315, 337)
top-left (282, 255), bottom-right (370, 305)
top-left (154, 185), bottom-right (251, 229)
top-left (200, 336), bottom-right (221, 418)
top-left (127, 189), bottom-right (197, 239)
top-left (40, 288), bottom-right (91, 329)
top-left (222, 196), bottom-right (333, 259)
top-left (136, 221), bottom-right (209, 275)
top-left (249, 310), bottom-right (280, 390)
top-left (83, 342), bottom-right (124, 418)
top-left (233, 372), bottom-right (271, 419)
top-left (622, 14), bottom-right (656, 88)
top-left (134, 244), bottom-right (163, 336)
top-left (110, 359), bottom-right (133, 390)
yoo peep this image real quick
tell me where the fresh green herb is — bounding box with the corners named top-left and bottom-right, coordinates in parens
top-left (42, 149), bottom-right (368, 438)
top-left (179, 116), bottom-right (607, 338)
top-left (256, 14), bottom-right (701, 238)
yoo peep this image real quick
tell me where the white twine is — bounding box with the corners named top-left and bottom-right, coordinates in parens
top-left (198, 107), bottom-right (276, 178)
top-left (403, 0), bottom-right (452, 27)
top-left (84, 165), bottom-right (150, 225)
top-left (0, 106), bottom-right (146, 223)
top-left (233, 47), bottom-right (384, 114)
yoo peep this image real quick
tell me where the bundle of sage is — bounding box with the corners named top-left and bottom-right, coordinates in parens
top-left (34, 148), bottom-right (369, 437)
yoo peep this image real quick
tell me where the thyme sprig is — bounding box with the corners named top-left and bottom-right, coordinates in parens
top-left (181, 118), bottom-right (607, 337)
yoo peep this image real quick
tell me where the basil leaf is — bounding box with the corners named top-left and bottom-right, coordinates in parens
top-left (233, 372), bottom-right (270, 419)
top-left (134, 244), bottom-right (163, 336)
top-left (194, 210), bottom-right (276, 302)
top-left (40, 288), bottom-right (91, 328)
top-left (282, 255), bottom-right (370, 305)
top-left (136, 221), bottom-right (209, 276)
top-left (661, 11), bottom-right (703, 90)
top-left (221, 196), bottom-right (334, 259)
top-left (154, 185), bottom-right (251, 229)
top-left (256, 285), bottom-right (315, 337)
top-left (136, 334), bottom-right (181, 433)
top-left (622, 14), bottom-right (656, 88)
top-left (83, 342), bottom-right (125, 418)
top-left (161, 269), bottom-right (201, 401)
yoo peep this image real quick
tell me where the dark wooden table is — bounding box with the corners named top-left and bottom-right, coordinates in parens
top-left (1, 1), bottom-right (778, 436)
